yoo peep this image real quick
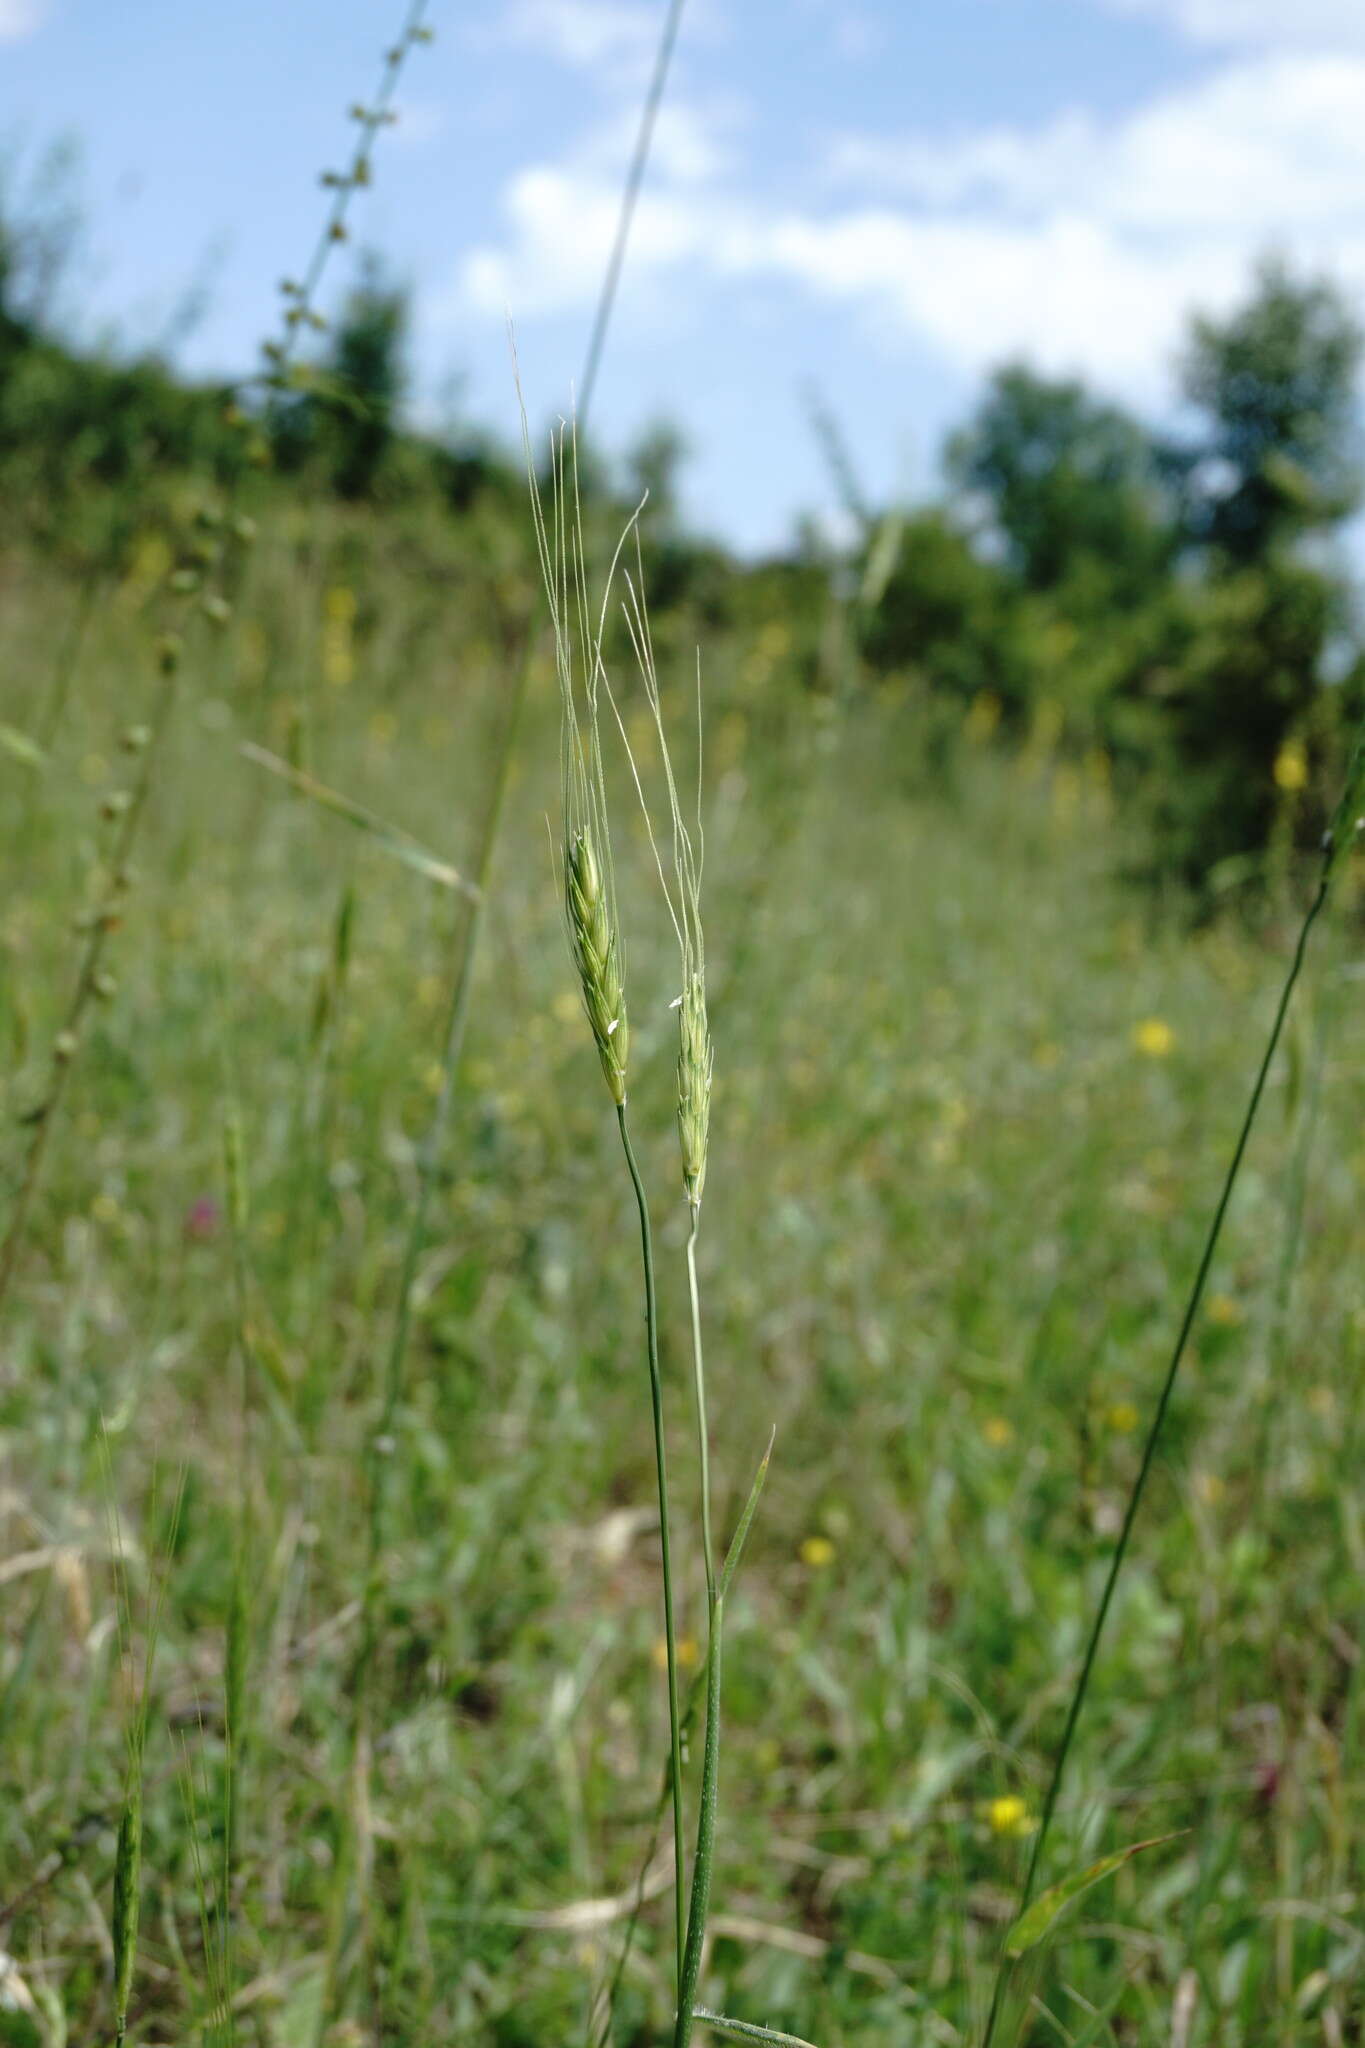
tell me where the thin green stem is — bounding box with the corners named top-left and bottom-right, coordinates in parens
top-left (687, 1213), bottom-right (716, 1608)
top-left (981, 859), bottom-right (1334, 2047)
top-left (616, 1103), bottom-right (687, 1993)
top-left (577, 0), bottom-right (687, 423)
top-left (674, 1594), bottom-right (722, 2048)
top-left (591, 1433), bottom-right (771, 2047)
top-left (0, 663), bottom-right (179, 1334)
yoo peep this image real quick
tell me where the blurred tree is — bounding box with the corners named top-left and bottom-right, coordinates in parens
top-left (325, 253), bottom-right (409, 499)
top-left (270, 253), bottom-right (409, 498)
top-left (1124, 560), bottom-right (1346, 891)
top-left (1175, 258), bottom-right (1363, 564)
top-left (859, 508), bottom-right (1022, 706)
top-left (946, 364), bottom-right (1173, 604)
top-left (0, 138), bottom-right (83, 343)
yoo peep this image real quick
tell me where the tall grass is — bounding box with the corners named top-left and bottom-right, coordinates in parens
top-left (5, 7), bottom-right (1365, 2045)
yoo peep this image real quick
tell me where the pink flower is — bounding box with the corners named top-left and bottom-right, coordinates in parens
top-left (184, 1196), bottom-right (221, 1242)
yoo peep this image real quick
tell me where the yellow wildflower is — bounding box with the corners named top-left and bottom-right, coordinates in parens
top-left (1207, 1293), bottom-right (1243, 1328)
top-left (1105, 1401), bottom-right (1140, 1434)
top-left (1273, 739), bottom-right (1308, 793)
top-left (1133, 1018), bottom-right (1174, 1059)
top-left (965, 691), bottom-right (1002, 744)
top-left (323, 586), bottom-right (356, 688)
top-left (652, 1635), bottom-right (699, 1673)
top-left (982, 1416), bottom-right (1014, 1448)
top-left (983, 1794), bottom-right (1036, 1838)
top-left (799, 1535), bottom-right (835, 1569)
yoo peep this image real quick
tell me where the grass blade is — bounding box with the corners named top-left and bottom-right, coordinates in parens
top-left (693, 2010), bottom-right (822, 2047)
top-left (0, 723), bottom-right (45, 769)
top-left (1005, 1833), bottom-right (1184, 1960)
top-left (239, 741), bottom-right (475, 895)
top-left (718, 1429), bottom-right (774, 1604)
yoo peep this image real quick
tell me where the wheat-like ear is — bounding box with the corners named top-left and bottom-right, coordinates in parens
top-left (616, 559), bottom-right (712, 1209)
top-left (518, 370), bottom-right (642, 1106)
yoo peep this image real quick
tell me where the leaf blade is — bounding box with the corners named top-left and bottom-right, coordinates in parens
top-left (1005, 1832), bottom-right (1184, 1960)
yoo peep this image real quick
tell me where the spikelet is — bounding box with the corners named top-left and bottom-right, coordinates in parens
top-left (676, 966), bottom-right (712, 1208)
top-left (519, 377), bottom-right (639, 1108)
top-left (566, 824), bottom-right (629, 1105)
top-left (618, 568), bottom-right (713, 1211)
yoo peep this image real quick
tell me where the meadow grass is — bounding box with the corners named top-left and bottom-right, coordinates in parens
top-left (2, 496), bottom-right (1363, 2042)
top-left (0, 14), bottom-right (1361, 2025)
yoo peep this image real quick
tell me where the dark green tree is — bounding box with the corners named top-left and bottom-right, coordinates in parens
top-left (326, 253), bottom-right (409, 499)
top-left (270, 253), bottom-right (410, 498)
top-left (1176, 257), bottom-right (1363, 564)
top-left (858, 508), bottom-right (1021, 706)
top-left (946, 364), bottom-right (1173, 603)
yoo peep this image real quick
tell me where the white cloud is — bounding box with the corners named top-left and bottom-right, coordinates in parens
top-left (0, 0), bottom-right (47, 39)
top-left (453, 52), bottom-right (1365, 404)
top-left (1097, 0), bottom-right (1365, 51)
top-left (490, 0), bottom-right (678, 82)
top-left (577, 101), bottom-right (737, 184)
top-left (828, 55), bottom-right (1365, 235)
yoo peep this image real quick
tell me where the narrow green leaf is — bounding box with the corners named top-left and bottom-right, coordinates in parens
top-left (0, 723), bottom-right (45, 769)
top-left (239, 741), bottom-right (475, 896)
top-left (1005, 1833), bottom-right (1184, 1960)
top-left (717, 1427), bottom-right (774, 1604)
top-left (694, 2010), bottom-right (821, 2048)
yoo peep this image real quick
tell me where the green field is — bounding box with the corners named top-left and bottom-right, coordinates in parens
top-left (3, 479), bottom-right (1364, 2046)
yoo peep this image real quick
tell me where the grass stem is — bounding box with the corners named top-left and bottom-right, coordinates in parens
top-left (616, 1103), bottom-right (688, 1993)
top-left (687, 1216), bottom-right (716, 1608)
top-left (981, 853), bottom-right (1337, 2046)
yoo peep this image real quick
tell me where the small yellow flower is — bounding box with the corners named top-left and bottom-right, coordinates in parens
top-left (982, 1415), bottom-right (1014, 1448)
top-left (983, 1794), bottom-right (1036, 1838)
top-left (91, 1192), bottom-right (121, 1226)
top-left (1193, 1470), bottom-right (1225, 1507)
top-left (1133, 1018), bottom-right (1174, 1059)
top-left (965, 691), bottom-right (1003, 744)
top-left (799, 1535), bottom-right (835, 1569)
top-left (1105, 1401), bottom-right (1140, 1434)
top-left (652, 1635), bottom-right (699, 1672)
top-left (1273, 739), bottom-right (1308, 793)
top-left (421, 1060), bottom-right (445, 1097)
top-left (1207, 1293), bottom-right (1243, 1328)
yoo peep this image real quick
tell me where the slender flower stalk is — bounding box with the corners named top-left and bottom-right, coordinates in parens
top-left (981, 737), bottom-right (1365, 2047)
top-left (610, 568), bottom-right (730, 2047)
top-left (523, 411), bottom-right (688, 1989)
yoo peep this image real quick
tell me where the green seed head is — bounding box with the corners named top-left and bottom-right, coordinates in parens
top-left (567, 829), bottom-right (629, 1105)
top-left (677, 971), bottom-right (712, 1208)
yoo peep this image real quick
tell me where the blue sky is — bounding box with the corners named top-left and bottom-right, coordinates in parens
top-left (5, 0), bottom-right (1365, 551)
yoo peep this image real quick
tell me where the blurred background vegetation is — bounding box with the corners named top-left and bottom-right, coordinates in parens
top-left (3, 132), bottom-right (1365, 2047)
top-left (3, 143), bottom-right (1364, 902)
